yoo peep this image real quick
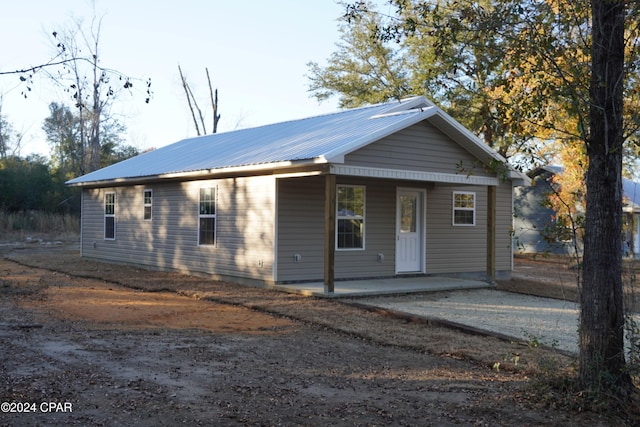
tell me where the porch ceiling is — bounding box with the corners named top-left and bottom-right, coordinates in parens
top-left (330, 164), bottom-right (500, 186)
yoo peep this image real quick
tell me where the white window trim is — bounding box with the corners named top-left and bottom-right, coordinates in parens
top-left (143, 189), bottom-right (153, 221)
top-left (452, 191), bottom-right (476, 226)
top-left (198, 187), bottom-right (217, 246)
top-left (104, 191), bottom-right (116, 240)
top-left (336, 184), bottom-right (366, 251)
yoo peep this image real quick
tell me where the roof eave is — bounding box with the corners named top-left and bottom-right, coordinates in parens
top-left (66, 159), bottom-right (327, 187)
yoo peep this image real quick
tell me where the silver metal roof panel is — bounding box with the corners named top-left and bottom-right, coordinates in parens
top-left (66, 96), bottom-right (524, 186)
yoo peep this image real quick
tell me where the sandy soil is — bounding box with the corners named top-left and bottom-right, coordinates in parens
top-left (0, 238), bottom-right (634, 426)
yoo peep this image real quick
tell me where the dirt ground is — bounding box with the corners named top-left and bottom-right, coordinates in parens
top-left (0, 237), bottom-right (636, 426)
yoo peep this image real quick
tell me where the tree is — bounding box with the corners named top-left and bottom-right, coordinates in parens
top-left (43, 101), bottom-right (137, 180)
top-left (0, 102), bottom-right (12, 159)
top-left (100, 126), bottom-right (139, 166)
top-left (43, 102), bottom-right (82, 177)
top-left (320, 1), bottom-right (640, 173)
top-left (0, 99), bottom-right (24, 159)
top-left (178, 65), bottom-right (221, 135)
top-left (543, 142), bottom-right (587, 252)
top-left (307, 4), bottom-right (412, 109)
top-left (310, 0), bottom-right (546, 166)
top-left (341, 0), bottom-right (638, 404)
top-left (51, 16), bottom-right (120, 173)
top-left (580, 0), bottom-right (633, 397)
top-left (0, 10), bottom-right (151, 174)
top-left (481, 0), bottom-right (636, 399)
top-left (0, 155), bottom-right (54, 212)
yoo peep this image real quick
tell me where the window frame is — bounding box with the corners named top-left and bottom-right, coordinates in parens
top-left (104, 191), bottom-right (116, 240)
top-left (198, 187), bottom-right (217, 246)
top-left (336, 184), bottom-right (365, 250)
top-left (143, 189), bottom-right (153, 221)
top-left (546, 213), bottom-right (575, 244)
top-left (452, 191), bottom-right (476, 226)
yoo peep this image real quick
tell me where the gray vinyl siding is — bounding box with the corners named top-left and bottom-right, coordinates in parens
top-left (276, 176), bottom-right (403, 282)
top-left (345, 121), bottom-right (493, 177)
top-left (335, 178), bottom-right (398, 279)
top-left (425, 185), bottom-right (487, 274)
top-left (277, 177), bottom-right (511, 282)
top-left (80, 176), bottom-right (276, 282)
top-left (81, 175), bottom-right (513, 283)
top-left (343, 120), bottom-right (512, 278)
top-left (276, 177), bottom-right (324, 281)
top-left (425, 181), bottom-right (513, 277)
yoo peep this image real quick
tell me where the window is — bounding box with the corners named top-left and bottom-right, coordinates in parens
top-left (337, 185), bottom-right (365, 249)
top-left (399, 194), bottom-right (417, 233)
top-left (544, 213), bottom-right (574, 244)
top-left (143, 189), bottom-right (152, 221)
top-left (104, 192), bottom-right (116, 239)
top-left (453, 191), bottom-right (475, 226)
top-left (198, 187), bottom-right (216, 246)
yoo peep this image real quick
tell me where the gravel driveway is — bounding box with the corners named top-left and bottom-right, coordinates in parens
top-left (356, 289), bottom-right (639, 355)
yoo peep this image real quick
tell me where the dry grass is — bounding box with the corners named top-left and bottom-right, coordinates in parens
top-left (0, 211), bottom-right (79, 237)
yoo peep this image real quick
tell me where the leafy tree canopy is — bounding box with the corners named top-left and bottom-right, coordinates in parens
top-left (309, 0), bottom-right (640, 174)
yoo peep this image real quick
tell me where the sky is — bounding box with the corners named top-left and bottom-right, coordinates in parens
top-left (0, 0), bottom-right (353, 157)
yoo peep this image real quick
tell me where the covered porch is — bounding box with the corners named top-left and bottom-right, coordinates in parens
top-left (321, 171), bottom-right (502, 294)
top-left (273, 275), bottom-right (493, 298)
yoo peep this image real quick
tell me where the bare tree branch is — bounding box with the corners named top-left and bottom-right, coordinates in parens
top-left (178, 64), bottom-right (201, 136)
top-left (179, 66), bottom-right (221, 136)
top-left (206, 68), bottom-right (221, 133)
top-left (187, 83), bottom-right (207, 135)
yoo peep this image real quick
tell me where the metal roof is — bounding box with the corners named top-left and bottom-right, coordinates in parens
top-left (66, 96), bottom-right (515, 186)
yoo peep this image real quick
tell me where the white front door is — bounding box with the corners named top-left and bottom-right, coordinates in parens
top-left (396, 189), bottom-right (424, 273)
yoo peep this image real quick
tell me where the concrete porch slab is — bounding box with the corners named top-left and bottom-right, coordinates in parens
top-left (272, 276), bottom-right (493, 298)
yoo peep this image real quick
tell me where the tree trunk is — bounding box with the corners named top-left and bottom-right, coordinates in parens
top-left (89, 117), bottom-right (101, 172)
top-left (206, 68), bottom-right (221, 133)
top-left (579, 0), bottom-right (632, 396)
top-left (178, 65), bottom-right (202, 136)
top-left (89, 76), bottom-right (101, 172)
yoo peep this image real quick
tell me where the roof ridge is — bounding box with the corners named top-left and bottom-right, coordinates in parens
top-left (370, 106), bottom-right (434, 119)
top-left (202, 97), bottom-right (429, 138)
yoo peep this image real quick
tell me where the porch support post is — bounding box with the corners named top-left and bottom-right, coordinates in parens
top-left (486, 185), bottom-right (497, 282)
top-left (324, 174), bottom-right (336, 293)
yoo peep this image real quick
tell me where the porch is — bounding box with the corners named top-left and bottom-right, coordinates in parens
top-left (273, 275), bottom-right (493, 298)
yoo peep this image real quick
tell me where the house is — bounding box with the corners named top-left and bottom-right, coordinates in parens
top-left (623, 178), bottom-right (640, 257)
top-left (513, 165), bottom-right (640, 258)
top-left (512, 166), bottom-right (574, 255)
top-left (66, 96), bottom-right (528, 292)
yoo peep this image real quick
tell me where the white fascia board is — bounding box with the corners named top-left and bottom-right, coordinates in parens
top-left (323, 107), bottom-right (438, 163)
top-left (66, 160), bottom-right (313, 187)
top-left (330, 164), bottom-right (499, 186)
